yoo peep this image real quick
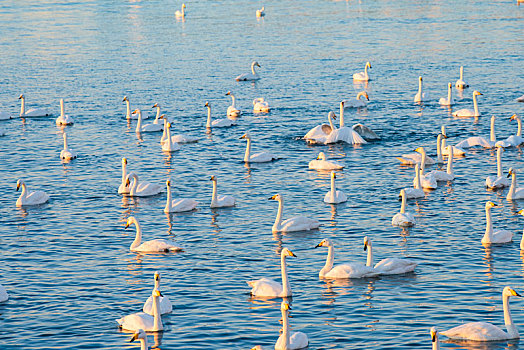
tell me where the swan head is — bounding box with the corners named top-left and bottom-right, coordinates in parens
top-left (152, 103), bottom-right (159, 108)
top-left (125, 172), bottom-right (138, 186)
top-left (317, 152), bottom-right (326, 160)
top-left (414, 147), bottom-right (425, 155)
top-left (281, 247), bottom-right (297, 258)
top-left (418, 76), bottom-right (423, 81)
top-left (158, 114), bottom-right (166, 120)
top-left (210, 175), bottom-right (217, 182)
top-left (18, 94), bottom-right (24, 99)
top-left (166, 179), bottom-right (171, 187)
top-left (129, 329), bottom-right (147, 342)
top-left (122, 96), bottom-right (129, 102)
top-left (16, 179), bottom-right (23, 191)
top-left (328, 111), bottom-right (337, 120)
top-left (363, 236), bottom-right (371, 250)
top-left (268, 193), bottom-right (282, 201)
top-left (252, 61), bottom-right (261, 68)
top-left (124, 216), bottom-right (136, 228)
top-left (182, 3), bottom-right (186, 8)
top-left (508, 168), bottom-right (515, 177)
top-left (518, 209), bottom-right (524, 217)
top-left (225, 91), bottom-right (232, 96)
top-left (154, 271), bottom-right (160, 281)
top-left (430, 327), bottom-right (438, 343)
top-left (485, 201), bottom-right (498, 209)
top-left (473, 90), bottom-right (483, 96)
top-left (167, 122), bottom-right (172, 128)
top-left (315, 238), bottom-right (332, 248)
top-left (239, 132), bottom-right (251, 140)
top-left (122, 157), bottom-right (127, 165)
top-left (366, 62), bottom-right (372, 68)
top-left (132, 109), bottom-right (140, 114)
top-left (362, 92), bottom-right (370, 100)
top-left (503, 286), bottom-right (521, 297)
top-left (280, 301), bottom-right (291, 311)
top-left (331, 171), bottom-right (336, 179)
top-left (205, 101), bottom-right (210, 107)
top-left (510, 113), bottom-right (520, 121)
top-left (448, 82), bottom-right (452, 89)
top-left (399, 189), bottom-right (406, 199)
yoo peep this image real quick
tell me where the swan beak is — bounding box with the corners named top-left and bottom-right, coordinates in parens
top-left (518, 209), bottom-right (524, 215)
top-left (364, 243), bottom-right (367, 251)
top-left (129, 333), bottom-right (138, 342)
top-left (122, 96), bottom-right (127, 102)
top-left (159, 291), bottom-right (164, 297)
top-left (510, 289), bottom-right (521, 297)
top-left (205, 102), bottom-right (209, 107)
top-left (16, 183), bottom-right (20, 191)
top-left (288, 251), bottom-right (297, 257)
top-left (18, 95), bottom-right (23, 99)
top-left (210, 176), bottom-right (215, 181)
top-left (159, 114), bottom-right (165, 119)
top-left (126, 179), bottom-right (130, 186)
top-left (510, 114), bottom-right (517, 120)
top-left (124, 222), bottom-right (130, 229)
top-left (314, 243), bottom-right (321, 248)
top-left (431, 333), bottom-right (436, 342)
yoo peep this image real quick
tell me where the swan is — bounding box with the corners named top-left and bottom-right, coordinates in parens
top-left (431, 327), bottom-right (440, 350)
top-left (486, 146), bottom-right (510, 189)
top-left (205, 102), bottom-right (235, 130)
top-left (364, 236), bottom-right (417, 274)
top-left (413, 76), bottom-right (429, 103)
top-left (353, 61), bottom-right (372, 81)
top-left (161, 122), bottom-right (181, 152)
top-left (143, 272), bottom-right (172, 315)
top-left (500, 114), bottom-right (524, 147)
top-left (455, 66), bottom-right (469, 89)
top-left (308, 152), bottom-right (344, 170)
top-left (315, 238), bottom-right (380, 278)
top-left (441, 138), bottom-right (466, 157)
top-left (125, 216), bottom-right (183, 253)
top-left (0, 284), bottom-right (8, 302)
top-left (456, 115), bottom-right (502, 148)
top-left (441, 286), bottom-right (521, 341)
top-left (275, 302), bottom-right (309, 350)
top-left (396, 140), bottom-right (436, 165)
top-left (414, 147), bottom-right (437, 189)
top-left (175, 3), bottom-right (186, 18)
top-left (122, 96), bottom-right (147, 120)
top-left (16, 179), bottom-right (49, 206)
top-left (344, 91), bottom-right (369, 108)
top-left (247, 247), bottom-right (296, 297)
top-left (428, 145), bottom-right (454, 181)
top-left (60, 132), bottom-right (78, 160)
top-left (507, 168), bottom-right (524, 200)
top-left (160, 118), bottom-right (198, 144)
top-left (304, 111), bottom-right (337, 144)
top-left (18, 94), bottom-right (50, 117)
top-left (151, 103), bottom-right (163, 125)
top-left (118, 158), bottom-right (138, 194)
top-left (517, 95), bottom-right (524, 102)
top-left (126, 173), bottom-right (162, 197)
top-left (352, 123), bottom-right (380, 141)
top-left (55, 99), bottom-right (74, 125)
top-left (240, 132), bottom-right (277, 163)
top-left (439, 83), bottom-right (455, 106)
top-left (164, 179), bottom-right (198, 213)
top-left (325, 101), bottom-right (367, 144)
top-left (129, 329), bottom-right (149, 350)
top-left (452, 90), bottom-right (483, 117)
top-left (117, 289), bottom-right (163, 331)
top-left (435, 133), bottom-right (445, 164)
top-left (404, 163), bottom-right (425, 199)
top-left (253, 98), bottom-right (270, 113)
top-left (269, 193), bottom-right (320, 232)
top-left (392, 189), bottom-right (416, 227)
top-left (0, 111), bottom-right (13, 120)
top-left (256, 6), bottom-right (265, 17)
top-left (236, 61), bottom-right (261, 81)
top-left (481, 201), bottom-right (513, 244)
top-left (225, 91), bottom-right (241, 117)
top-left (324, 171), bottom-right (347, 204)
top-left (134, 109), bottom-right (163, 133)
top-left (210, 175), bottom-right (235, 208)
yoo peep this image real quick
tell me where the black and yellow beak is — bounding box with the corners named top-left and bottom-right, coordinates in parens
top-left (16, 183), bottom-right (20, 191)
top-left (129, 333), bottom-right (138, 342)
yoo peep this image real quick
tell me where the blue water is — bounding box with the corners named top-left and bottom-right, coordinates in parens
top-left (0, 0), bottom-right (523, 349)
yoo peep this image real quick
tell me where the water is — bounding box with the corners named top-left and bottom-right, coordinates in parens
top-left (0, 0), bottom-right (523, 349)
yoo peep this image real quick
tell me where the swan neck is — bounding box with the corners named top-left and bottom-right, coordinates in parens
top-left (154, 277), bottom-right (160, 290)
top-left (328, 114), bottom-right (335, 132)
top-left (281, 307), bottom-right (290, 349)
top-left (121, 162), bottom-right (127, 187)
top-left (60, 99), bottom-right (65, 117)
top-left (400, 193), bottom-right (406, 214)
top-left (251, 62), bottom-right (256, 75)
top-left (418, 79), bottom-right (423, 95)
top-left (366, 243), bottom-right (373, 267)
top-left (415, 166), bottom-right (422, 189)
top-left (330, 175), bottom-right (336, 202)
top-left (473, 93), bottom-right (479, 116)
top-left (130, 218), bottom-right (142, 249)
top-left (165, 183), bottom-right (172, 212)
top-left (364, 64), bottom-right (368, 78)
top-left (447, 147), bottom-right (453, 174)
top-left (135, 111), bottom-right (142, 132)
top-left (211, 180), bottom-right (218, 205)
top-left (281, 253), bottom-right (291, 296)
top-left (433, 336), bottom-right (440, 350)
top-left (356, 91), bottom-right (365, 100)
top-left (321, 245), bottom-right (335, 277)
top-left (485, 207), bottom-right (493, 239)
top-left (273, 197), bottom-right (283, 231)
top-left (206, 106), bottom-right (211, 129)
top-left (231, 95), bottom-right (236, 108)
top-left (152, 292), bottom-right (163, 331)
top-left (20, 183), bottom-right (27, 198)
top-left (130, 175), bottom-right (138, 195)
top-left (517, 117), bottom-right (522, 137)
top-left (447, 85), bottom-right (452, 103)
top-left (165, 123), bottom-right (172, 151)
top-left (20, 97), bottom-right (25, 116)
top-left (244, 138), bottom-right (251, 162)
top-left (140, 338), bottom-right (148, 350)
top-left (508, 173), bottom-right (517, 198)
top-left (496, 147), bottom-right (502, 177)
top-left (125, 100), bottom-right (130, 118)
top-left (155, 106), bottom-right (160, 120)
top-left (503, 294), bottom-right (518, 338)
top-left (436, 135), bottom-right (442, 163)
top-left (339, 103), bottom-right (345, 127)
top-left (490, 117), bottom-right (496, 142)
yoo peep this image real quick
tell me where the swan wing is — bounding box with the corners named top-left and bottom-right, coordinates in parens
top-left (503, 135), bottom-right (524, 147)
top-left (486, 176), bottom-right (510, 189)
top-left (143, 295), bottom-right (173, 315)
top-left (324, 190), bottom-right (347, 204)
top-left (392, 213), bottom-right (415, 227)
top-left (116, 312), bottom-right (154, 331)
top-left (443, 145), bottom-right (466, 156)
top-left (352, 123), bottom-right (380, 140)
top-left (24, 108), bottom-right (50, 117)
top-left (509, 188), bottom-right (524, 200)
top-left (325, 263), bottom-right (380, 279)
top-left (248, 278), bottom-right (283, 297)
top-left (328, 127), bottom-right (367, 144)
top-left (280, 216), bottom-right (320, 232)
top-left (308, 159), bottom-right (344, 170)
top-left (490, 230), bottom-right (513, 244)
top-left (212, 118), bottom-right (234, 127)
top-left (276, 332), bottom-right (309, 350)
top-left (441, 322), bottom-right (511, 341)
top-left (374, 258), bottom-right (417, 275)
top-left (456, 137), bottom-right (493, 149)
top-left (22, 190), bottom-right (49, 205)
top-left (170, 198), bottom-right (198, 212)
top-left (249, 152), bottom-right (276, 163)
top-left (140, 123), bottom-right (163, 132)
top-left (304, 124), bottom-right (330, 143)
top-left (216, 195), bottom-right (236, 207)
top-left (135, 182), bottom-right (162, 196)
top-left (403, 188), bottom-right (424, 199)
top-left (427, 170), bottom-right (453, 181)
top-left (420, 173), bottom-right (438, 189)
top-left (517, 94), bottom-right (524, 102)
top-left (452, 108), bottom-right (474, 117)
top-left (134, 239), bottom-right (183, 252)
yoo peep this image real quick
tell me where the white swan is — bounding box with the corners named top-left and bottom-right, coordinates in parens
top-left (164, 179), bottom-right (198, 213)
top-left (396, 140), bottom-right (436, 165)
top-left (431, 327), bottom-right (440, 350)
top-left (160, 118), bottom-right (198, 144)
top-left (392, 189), bottom-right (416, 227)
top-left (210, 175), bottom-right (235, 208)
top-left (18, 94), bottom-right (50, 117)
top-left (16, 179), bottom-right (49, 206)
top-left (404, 163), bottom-right (425, 199)
top-left (117, 289), bottom-right (163, 331)
top-left (55, 99), bottom-right (74, 125)
top-left (308, 152), bottom-right (344, 170)
top-left (481, 201), bottom-right (513, 244)
top-left (143, 272), bottom-right (172, 315)
top-left (126, 173), bottom-right (162, 197)
top-left (500, 114), bottom-right (524, 147)
top-left (344, 91), bottom-right (369, 108)
top-left (352, 123), bottom-right (380, 141)
top-left (256, 6), bottom-right (265, 17)
top-left (428, 145), bottom-right (454, 181)
top-left (441, 286), bottom-right (521, 341)
top-left (304, 111), bottom-right (337, 144)
top-left (325, 101), bottom-right (367, 144)
top-left (0, 284), bottom-right (9, 302)
top-left (247, 247), bottom-right (296, 297)
top-left (441, 138), bottom-right (466, 157)
top-left (60, 132), bottom-right (78, 160)
top-left (323, 171), bottom-right (347, 204)
top-left (151, 103), bottom-right (163, 125)
top-left (134, 109), bottom-right (163, 133)
top-left (353, 61), bottom-right (372, 81)
top-left (205, 102), bottom-right (235, 130)
top-left (315, 238), bottom-right (379, 279)
top-left (486, 146), bottom-right (510, 189)
top-left (236, 61), bottom-right (261, 81)
top-left (161, 121), bottom-right (181, 152)
top-left (413, 76), bottom-right (429, 103)
top-left (456, 115), bottom-right (503, 149)
top-left (275, 302), bottom-right (309, 350)
top-left (125, 216), bottom-right (183, 253)
top-left (439, 83), bottom-right (455, 106)
top-left (175, 3), bottom-right (186, 18)
top-left (507, 168), bottom-right (524, 200)
top-left (453, 90), bottom-right (483, 118)
top-left (122, 96), bottom-right (147, 120)
top-left (414, 147), bottom-right (437, 189)
top-left (225, 91), bottom-right (241, 117)
top-left (270, 193), bottom-right (320, 232)
top-left (118, 158), bottom-right (130, 194)
top-left (0, 111), bottom-right (13, 120)
top-left (128, 329), bottom-right (149, 350)
top-left (253, 98), bottom-right (270, 113)
top-left (455, 66), bottom-right (469, 89)
top-left (364, 236), bottom-right (417, 274)
top-left (240, 132), bottom-right (277, 163)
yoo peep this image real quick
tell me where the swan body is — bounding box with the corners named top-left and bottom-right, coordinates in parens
top-left (456, 115), bottom-right (500, 149)
top-left (439, 83), bottom-right (455, 106)
top-left (164, 179), bottom-right (198, 213)
top-left (308, 152), bottom-right (344, 170)
top-left (486, 146), bottom-right (510, 189)
top-left (123, 96), bottom-right (147, 120)
top-left (0, 111), bottom-right (13, 120)
top-left (126, 173), bottom-right (162, 197)
top-left (507, 168), bottom-right (524, 200)
top-left (18, 94), bottom-right (50, 117)
top-left (160, 118), bottom-right (198, 144)
top-left (205, 102), bottom-right (235, 129)
top-left (316, 238), bottom-right (380, 279)
top-left (500, 114), bottom-right (524, 147)
top-left (117, 289), bottom-right (163, 331)
top-left (404, 163), bottom-right (425, 199)
top-left (352, 123), bottom-right (380, 140)
top-left (323, 171), bottom-right (347, 204)
top-left (441, 287), bottom-right (521, 341)
top-left (397, 142), bottom-right (435, 165)
top-left (143, 272), bottom-right (172, 315)
top-left (270, 193), bottom-right (320, 232)
top-left (414, 147), bottom-right (437, 189)
top-left (441, 138), bottom-right (466, 157)
top-left (240, 132), bottom-right (277, 163)
top-left (274, 302), bottom-right (309, 350)
top-left (428, 145), bottom-right (454, 181)
top-left (129, 329), bottom-right (149, 350)
top-left (517, 94), bottom-right (524, 102)
top-left (481, 202), bottom-right (513, 244)
top-left (247, 248), bottom-right (296, 298)
top-left (175, 3), bottom-right (186, 18)
top-left (236, 61), bottom-right (261, 81)
top-left (353, 61), bottom-right (372, 81)
top-left (210, 175), bottom-right (235, 208)
top-left (452, 90), bottom-right (483, 117)
top-left (256, 6), bottom-right (265, 17)
top-left (60, 132), bottom-right (78, 160)
top-left (0, 284), bottom-right (9, 302)
top-left (253, 98), bottom-right (270, 113)
top-left (126, 216), bottom-right (183, 253)
top-left (304, 111), bottom-right (337, 144)
top-left (134, 109), bottom-right (163, 133)
top-left (161, 121), bottom-right (181, 152)
top-left (414, 76), bottom-right (429, 103)
top-left (16, 179), bottom-right (49, 206)
top-left (392, 189), bottom-right (416, 227)
top-left (225, 91), bottom-right (241, 117)
top-left (326, 101), bottom-right (367, 144)
top-left (364, 236), bottom-right (417, 275)
top-left (455, 66), bottom-right (469, 89)
top-left (344, 91), bottom-right (369, 108)
top-left (55, 99), bottom-right (74, 125)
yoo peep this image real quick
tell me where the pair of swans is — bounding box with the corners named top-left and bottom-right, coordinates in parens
top-left (455, 66), bottom-right (469, 89)
top-left (117, 289), bottom-right (164, 332)
top-left (413, 147), bottom-right (437, 189)
top-left (134, 109), bottom-right (163, 133)
top-left (226, 91), bottom-right (241, 117)
top-left (438, 83), bottom-right (454, 106)
top-left (481, 201), bottom-right (513, 244)
top-left (323, 171), bottom-right (347, 204)
top-left (55, 99), bottom-right (74, 125)
top-left (270, 193), bottom-right (320, 232)
top-left (452, 90), bottom-right (483, 118)
top-left (308, 152), bottom-right (344, 170)
top-left (175, 3), bottom-right (186, 18)
top-left (125, 173), bottom-right (163, 197)
top-left (16, 179), bottom-right (49, 206)
top-left (118, 158), bottom-right (158, 195)
top-left (353, 62), bottom-right (372, 81)
top-left (60, 133), bottom-right (78, 160)
top-left (247, 247), bottom-right (296, 297)
top-left (253, 98), bottom-right (270, 113)
top-left (507, 168), bottom-right (524, 200)
top-left (210, 175), bottom-right (235, 208)
top-left (143, 272), bottom-right (172, 315)
top-left (392, 189), bottom-right (416, 226)
top-left (160, 117), bottom-right (198, 145)
top-left (18, 94), bottom-right (50, 117)
top-left (240, 132), bottom-right (277, 163)
top-left (236, 61), bottom-right (261, 81)
top-left (344, 91), bottom-right (369, 108)
top-left (125, 216), bottom-right (183, 252)
top-left (486, 146), bottom-right (510, 189)
top-left (205, 102), bottom-right (235, 130)
top-left (164, 179), bottom-right (198, 213)
top-left (123, 96), bottom-right (147, 120)
top-left (414, 76), bottom-right (429, 103)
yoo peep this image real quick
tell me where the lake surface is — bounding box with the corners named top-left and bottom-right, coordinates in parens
top-left (0, 0), bottom-right (523, 349)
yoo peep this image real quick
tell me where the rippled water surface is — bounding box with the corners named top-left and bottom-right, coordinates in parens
top-left (0, 0), bottom-right (524, 349)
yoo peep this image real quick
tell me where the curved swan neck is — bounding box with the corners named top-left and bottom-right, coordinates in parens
top-left (281, 306), bottom-right (290, 349)
top-left (211, 179), bottom-right (218, 204)
top-left (206, 106), bottom-right (212, 129)
top-left (485, 206), bottom-right (493, 238)
top-left (328, 114), bottom-right (335, 132)
top-left (366, 242), bottom-right (373, 267)
top-left (20, 183), bottom-right (27, 198)
top-left (496, 147), bottom-right (503, 177)
top-left (20, 96), bottom-right (25, 116)
top-left (125, 99), bottom-right (131, 119)
top-left (356, 91), bottom-right (366, 100)
top-left (130, 175), bottom-right (139, 195)
top-left (473, 93), bottom-right (479, 116)
top-left (244, 137), bottom-right (251, 162)
top-left (364, 64), bottom-right (369, 79)
top-left (447, 146), bottom-right (454, 174)
top-left (152, 292), bottom-right (163, 331)
top-left (60, 99), bottom-right (65, 117)
top-left (400, 192), bottom-right (407, 214)
top-left (320, 245), bottom-right (335, 277)
top-left (251, 62), bottom-right (257, 75)
top-left (139, 337), bottom-right (148, 350)
top-left (273, 197), bottom-right (283, 231)
top-left (490, 116), bottom-right (496, 142)
top-left (503, 294), bottom-right (518, 338)
top-left (339, 103), bottom-right (345, 127)
top-left (281, 253), bottom-right (291, 296)
top-left (130, 218), bottom-right (142, 249)
top-left (230, 94), bottom-right (236, 108)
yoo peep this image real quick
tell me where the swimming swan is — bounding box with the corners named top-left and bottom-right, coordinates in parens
top-left (256, 6), bottom-right (265, 17)
top-left (441, 286), bottom-right (521, 341)
top-left (441, 138), bottom-right (466, 157)
top-left (326, 101), bottom-right (367, 144)
top-left (117, 289), bottom-right (163, 331)
top-left (60, 132), bottom-right (78, 160)
top-left (270, 194), bottom-right (320, 232)
top-left (126, 173), bottom-right (162, 197)
top-left (236, 61), bottom-right (261, 81)
top-left (225, 91), bottom-right (241, 117)
top-left (404, 163), bottom-right (425, 199)
top-left (16, 179), bottom-right (49, 206)
top-left (413, 76), bottom-right (429, 103)
top-left (122, 96), bottom-right (147, 120)
top-left (456, 115), bottom-right (503, 148)
top-left (143, 272), bottom-right (172, 315)
top-left (439, 83), bottom-right (455, 106)
top-left (247, 247), bottom-right (296, 297)
top-left (455, 66), bottom-right (469, 89)
top-left (428, 146), bottom-right (454, 181)
top-left (396, 141), bottom-right (436, 165)
top-left (353, 62), bottom-right (372, 81)
top-left (500, 114), bottom-right (524, 147)
top-left (205, 102), bottom-right (234, 130)
top-left (253, 98), bottom-right (270, 113)
top-left (352, 123), bottom-right (380, 141)
top-left (175, 3), bottom-right (186, 18)
top-left (308, 152), bottom-right (344, 170)
top-left (481, 201), bottom-right (513, 244)
top-left (55, 99), bottom-right (74, 125)
top-left (210, 175), bottom-right (235, 208)
top-left (125, 216), bottom-right (183, 253)
top-left (161, 122), bottom-right (181, 152)
top-left (240, 132), bottom-right (277, 163)
top-left (486, 146), bottom-right (510, 189)
top-left (304, 111), bottom-right (337, 144)
top-left (151, 103), bottom-right (164, 126)
top-left (128, 329), bottom-right (149, 350)
top-left (414, 147), bottom-right (437, 189)
top-left (164, 179), bottom-right (198, 213)
top-left (118, 158), bottom-right (130, 194)
top-left (507, 168), bottom-right (524, 200)
top-left (364, 236), bottom-right (417, 274)
top-left (392, 189), bottom-right (415, 227)
top-left (344, 91), bottom-right (369, 108)
top-left (324, 171), bottom-right (347, 204)
top-left (452, 90), bottom-right (483, 118)
top-left (160, 118), bottom-right (198, 145)
top-left (274, 302), bottom-right (309, 350)
top-left (134, 109), bottom-right (163, 133)
top-left (18, 94), bottom-right (50, 117)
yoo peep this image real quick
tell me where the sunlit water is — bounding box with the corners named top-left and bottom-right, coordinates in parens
top-left (0, 0), bottom-right (523, 349)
